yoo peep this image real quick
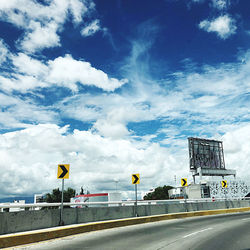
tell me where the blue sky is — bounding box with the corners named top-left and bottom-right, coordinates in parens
top-left (0, 0), bottom-right (249, 199)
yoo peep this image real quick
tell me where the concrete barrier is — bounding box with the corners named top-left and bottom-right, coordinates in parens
top-left (1, 206), bottom-right (250, 248)
top-left (1, 200), bottom-right (250, 235)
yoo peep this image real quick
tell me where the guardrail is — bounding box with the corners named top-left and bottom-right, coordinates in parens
top-left (1, 197), bottom-right (250, 212)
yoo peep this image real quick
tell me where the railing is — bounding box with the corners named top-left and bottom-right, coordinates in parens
top-left (1, 197), bottom-right (250, 212)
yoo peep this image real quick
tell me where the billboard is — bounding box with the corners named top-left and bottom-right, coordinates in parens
top-left (188, 137), bottom-right (225, 170)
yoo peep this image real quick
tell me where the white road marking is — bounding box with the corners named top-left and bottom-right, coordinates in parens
top-left (183, 227), bottom-right (213, 238)
top-left (241, 218), bottom-right (250, 221)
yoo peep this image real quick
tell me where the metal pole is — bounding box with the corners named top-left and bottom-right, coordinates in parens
top-left (60, 179), bottom-right (64, 226)
top-left (184, 187), bottom-right (188, 212)
top-left (135, 184), bottom-right (138, 217)
top-left (115, 181), bottom-right (118, 192)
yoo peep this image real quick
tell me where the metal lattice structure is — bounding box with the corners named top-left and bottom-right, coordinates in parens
top-left (188, 137), bottom-right (236, 182)
top-left (188, 137), bottom-right (225, 170)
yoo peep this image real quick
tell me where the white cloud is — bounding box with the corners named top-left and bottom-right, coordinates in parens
top-left (0, 53), bottom-right (127, 92)
top-left (191, 0), bottom-right (230, 10)
top-left (199, 15), bottom-right (237, 39)
top-left (223, 124), bottom-right (250, 180)
top-left (191, 0), bottom-right (205, 3)
top-left (0, 124), bottom-right (187, 198)
top-left (0, 5), bottom-right (249, 199)
top-left (0, 93), bottom-right (58, 129)
top-left (0, 75), bottom-right (47, 93)
top-left (211, 0), bottom-right (227, 10)
top-left (47, 54), bottom-right (128, 91)
top-left (11, 53), bottom-right (48, 77)
top-left (92, 119), bottom-right (130, 138)
top-left (81, 19), bottom-right (101, 37)
top-left (1, 122), bottom-right (248, 198)
top-left (0, 0), bottom-right (93, 53)
top-left (0, 39), bottom-right (9, 63)
top-left (69, 0), bottom-right (91, 23)
top-left (54, 48), bottom-right (250, 144)
top-left (20, 21), bottom-right (61, 52)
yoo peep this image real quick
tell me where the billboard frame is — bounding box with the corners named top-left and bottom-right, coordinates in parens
top-left (188, 137), bottom-right (236, 183)
top-left (188, 137), bottom-right (225, 171)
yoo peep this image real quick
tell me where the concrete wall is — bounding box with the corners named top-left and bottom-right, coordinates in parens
top-left (1, 200), bottom-right (250, 235)
top-left (186, 184), bottom-right (201, 199)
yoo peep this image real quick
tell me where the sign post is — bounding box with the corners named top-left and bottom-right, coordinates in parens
top-left (221, 180), bottom-right (228, 201)
top-left (61, 178), bottom-right (64, 225)
top-left (57, 164), bottom-right (70, 226)
top-left (132, 174), bottom-right (140, 217)
top-left (181, 178), bottom-right (188, 211)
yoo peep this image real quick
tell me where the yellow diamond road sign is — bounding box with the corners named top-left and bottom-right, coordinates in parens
top-left (132, 174), bottom-right (140, 184)
top-left (181, 178), bottom-right (188, 187)
top-left (222, 180), bottom-right (227, 188)
top-left (57, 164), bottom-right (70, 179)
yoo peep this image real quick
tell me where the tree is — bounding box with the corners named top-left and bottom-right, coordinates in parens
top-left (143, 185), bottom-right (173, 200)
top-left (45, 187), bottom-right (76, 203)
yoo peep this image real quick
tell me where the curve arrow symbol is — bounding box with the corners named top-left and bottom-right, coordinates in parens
top-left (181, 178), bottom-right (187, 186)
top-left (132, 174), bottom-right (139, 184)
top-left (59, 165), bottom-right (68, 178)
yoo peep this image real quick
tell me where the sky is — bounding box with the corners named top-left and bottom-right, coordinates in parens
top-left (0, 0), bottom-right (249, 199)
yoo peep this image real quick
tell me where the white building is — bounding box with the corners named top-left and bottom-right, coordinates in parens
top-left (168, 187), bottom-right (187, 199)
top-left (0, 200), bottom-right (25, 212)
top-left (70, 192), bottom-right (122, 207)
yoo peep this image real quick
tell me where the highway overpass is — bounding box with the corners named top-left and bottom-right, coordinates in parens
top-left (1, 198), bottom-right (250, 248)
top-left (5, 211), bottom-right (250, 250)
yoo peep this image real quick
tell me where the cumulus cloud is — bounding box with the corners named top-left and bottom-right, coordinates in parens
top-left (20, 21), bottom-right (61, 52)
top-left (81, 19), bottom-right (101, 37)
top-left (0, 124), bottom-right (186, 198)
top-left (55, 46), bottom-right (250, 146)
top-left (47, 55), bottom-right (128, 91)
top-left (0, 53), bottom-right (127, 92)
top-left (0, 75), bottom-right (48, 93)
top-left (0, 1), bottom-right (249, 199)
top-left (11, 53), bottom-right (48, 77)
top-left (223, 124), bottom-right (250, 180)
top-left (199, 15), bottom-right (237, 39)
top-left (0, 121), bottom-right (248, 198)
top-left (0, 0), bottom-right (93, 52)
top-left (92, 119), bottom-right (130, 138)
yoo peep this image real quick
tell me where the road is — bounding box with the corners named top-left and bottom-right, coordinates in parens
top-left (12, 212), bottom-right (250, 250)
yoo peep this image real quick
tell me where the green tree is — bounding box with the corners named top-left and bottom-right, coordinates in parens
top-left (143, 185), bottom-right (173, 200)
top-left (45, 187), bottom-right (76, 203)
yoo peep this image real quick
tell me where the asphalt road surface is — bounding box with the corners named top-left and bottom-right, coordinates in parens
top-left (12, 212), bottom-right (250, 250)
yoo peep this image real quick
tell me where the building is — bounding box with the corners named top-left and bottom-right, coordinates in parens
top-left (0, 200), bottom-right (25, 212)
top-left (70, 192), bottom-right (122, 207)
top-left (185, 180), bottom-right (249, 199)
top-left (168, 187), bottom-right (187, 199)
top-left (34, 194), bottom-right (44, 203)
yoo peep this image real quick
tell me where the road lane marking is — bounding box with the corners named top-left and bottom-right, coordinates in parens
top-left (241, 218), bottom-right (250, 221)
top-left (183, 227), bottom-right (213, 238)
